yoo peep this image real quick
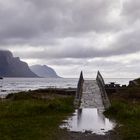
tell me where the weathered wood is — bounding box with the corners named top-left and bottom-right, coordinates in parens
top-left (76, 71), bottom-right (84, 99)
top-left (75, 71), bottom-right (110, 109)
top-left (96, 71), bottom-right (111, 109)
top-left (0, 78), bottom-right (3, 92)
top-left (80, 80), bottom-right (104, 109)
top-left (74, 71), bottom-right (84, 107)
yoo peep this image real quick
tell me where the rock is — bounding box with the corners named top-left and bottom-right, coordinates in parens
top-left (0, 50), bottom-right (38, 77)
top-left (30, 65), bottom-right (60, 78)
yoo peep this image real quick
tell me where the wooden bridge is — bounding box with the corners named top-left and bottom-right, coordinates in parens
top-left (74, 71), bottom-right (110, 110)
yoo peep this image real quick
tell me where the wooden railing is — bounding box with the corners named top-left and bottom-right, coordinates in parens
top-left (96, 71), bottom-right (111, 109)
top-left (74, 71), bottom-right (84, 107)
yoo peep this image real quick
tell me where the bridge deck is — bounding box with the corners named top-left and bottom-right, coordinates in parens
top-left (80, 80), bottom-right (104, 109)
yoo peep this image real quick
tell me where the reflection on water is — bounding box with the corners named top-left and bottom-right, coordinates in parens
top-left (60, 108), bottom-right (115, 135)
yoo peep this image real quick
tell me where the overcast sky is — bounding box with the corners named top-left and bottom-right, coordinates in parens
top-left (0, 0), bottom-right (140, 78)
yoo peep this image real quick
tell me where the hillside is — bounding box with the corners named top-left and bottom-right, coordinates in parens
top-left (0, 50), bottom-right (38, 77)
top-left (30, 65), bottom-right (60, 78)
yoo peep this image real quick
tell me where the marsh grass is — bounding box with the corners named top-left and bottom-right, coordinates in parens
top-left (0, 92), bottom-right (74, 140)
top-left (105, 98), bottom-right (140, 140)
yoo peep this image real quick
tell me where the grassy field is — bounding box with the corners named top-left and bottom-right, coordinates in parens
top-left (0, 92), bottom-right (74, 140)
top-left (105, 90), bottom-right (140, 140)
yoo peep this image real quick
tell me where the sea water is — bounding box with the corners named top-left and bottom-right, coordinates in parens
top-left (0, 78), bottom-right (78, 97)
top-left (0, 77), bottom-right (134, 97)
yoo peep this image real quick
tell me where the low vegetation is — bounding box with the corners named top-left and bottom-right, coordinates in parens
top-left (0, 92), bottom-right (74, 140)
top-left (116, 86), bottom-right (140, 99)
top-left (105, 87), bottom-right (140, 140)
top-left (134, 78), bottom-right (140, 85)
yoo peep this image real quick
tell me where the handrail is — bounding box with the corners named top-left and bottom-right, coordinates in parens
top-left (0, 78), bottom-right (3, 92)
top-left (96, 71), bottom-right (110, 109)
top-left (74, 71), bottom-right (84, 107)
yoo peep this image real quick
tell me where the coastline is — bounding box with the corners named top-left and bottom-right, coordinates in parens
top-left (0, 87), bottom-right (77, 100)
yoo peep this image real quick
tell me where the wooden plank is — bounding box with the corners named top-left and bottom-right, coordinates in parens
top-left (80, 80), bottom-right (104, 109)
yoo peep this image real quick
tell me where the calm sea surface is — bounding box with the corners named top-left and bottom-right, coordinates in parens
top-left (0, 77), bottom-right (135, 97)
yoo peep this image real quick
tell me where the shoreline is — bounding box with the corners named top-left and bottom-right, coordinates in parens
top-left (0, 87), bottom-right (76, 100)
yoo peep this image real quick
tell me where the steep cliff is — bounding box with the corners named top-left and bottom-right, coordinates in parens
top-left (0, 50), bottom-right (38, 77)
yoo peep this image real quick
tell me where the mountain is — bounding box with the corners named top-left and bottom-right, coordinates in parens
top-left (0, 50), bottom-right (38, 77)
top-left (30, 65), bottom-right (60, 78)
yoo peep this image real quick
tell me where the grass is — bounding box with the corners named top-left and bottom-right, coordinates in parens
top-left (105, 96), bottom-right (140, 140)
top-left (116, 86), bottom-right (140, 99)
top-left (0, 92), bottom-right (74, 140)
top-left (134, 78), bottom-right (140, 84)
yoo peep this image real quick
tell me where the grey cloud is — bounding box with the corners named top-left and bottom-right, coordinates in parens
top-left (0, 0), bottom-right (140, 78)
top-left (2, 24), bottom-right (140, 60)
top-left (111, 27), bottom-right (140, 55)
top-left (0, 0), bottom-right (121, 46)
top-left (11, 43), bottom-right (140, 60)
top-left (122, 0), bottom-right (140, 23)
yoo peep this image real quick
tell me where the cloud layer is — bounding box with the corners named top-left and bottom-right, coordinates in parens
top-left (0, 0), bottom-right (140, 78)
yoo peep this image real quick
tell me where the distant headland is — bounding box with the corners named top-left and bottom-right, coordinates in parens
top-left (0, 50), bottom-right (60, 78)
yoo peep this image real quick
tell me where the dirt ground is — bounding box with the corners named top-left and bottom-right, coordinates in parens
top-left (60, 130), bottom-right (120, 140)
